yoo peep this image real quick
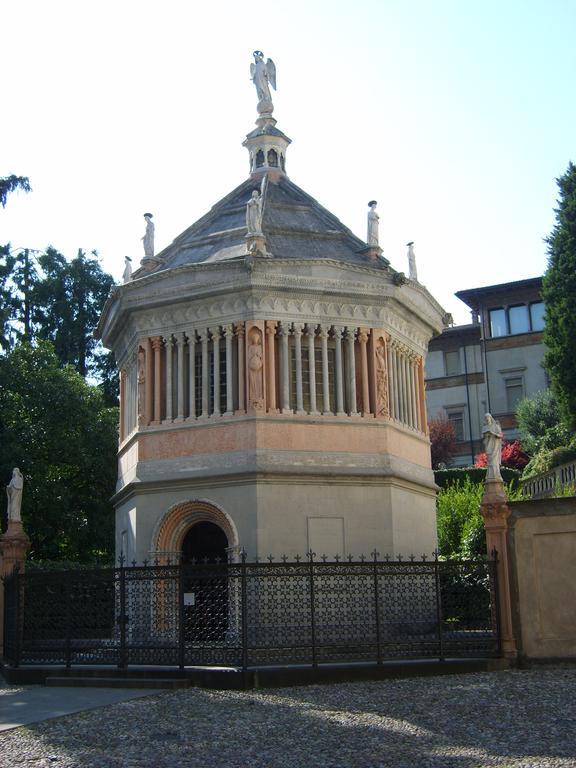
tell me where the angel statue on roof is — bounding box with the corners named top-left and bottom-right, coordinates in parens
top-left (250, 51), bottom-right (276, 114)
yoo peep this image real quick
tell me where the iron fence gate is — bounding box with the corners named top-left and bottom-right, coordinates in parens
top-left (2, 553), bottom-right (500, 669)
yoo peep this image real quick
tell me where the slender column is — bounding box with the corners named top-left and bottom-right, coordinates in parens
top-left (410, 360), bottom-right (419, 430)
top-left (235, 322), bottom-right (245, 414)
top-left (144, 338), bottom-right (153, 425)
top-left (164, 335), bottom-right (174, 422)
top-left (212, 327), bottom-right (221, 417)
top-left (265, 321), bottom-right (278, 413)
top-left (386, 345), bottom-right (394, 419)
top-left (417, 357), bottom-right (427, 433)
top-left (334, 325), bottom-right (345, 415)
top-left (319, 325), bottom-right (331, 415)
top-left (175, 333), bottom-right (185, 421)
top-left (188, 330), bottom-right (196, 420)
top-left (279, 322), bottom-right (291, 413)
top-left (222, 325), bottom-right (234, 416)
top-left (307, 324), bottom-right (319, 415)
top-left (346, 327), bottom-right (358, 415)
top-left (407, 356), bottom-right (415, 428)
top-left (151, 336), bottom-right (163, 424)
top-left (200, 329), bottom-right (209, 418)
top-left (293, 323), bottom-right (305, 414)
top-left (358, 328), bottom-right (370, 416)
top-left (401, 354), bottom-right (410, 426)
top-left (119, 369), bottom-right (126, 442)
top-left (395, 349), bottom-right (402, 422)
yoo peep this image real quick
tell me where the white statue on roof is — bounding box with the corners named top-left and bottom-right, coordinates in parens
top-left (251, 51), bottom-right (276, 114)
top-left (407, 242), bottom-right (418, 281)
top-left (142, 213), bottom-right (155, 259)
top-left (246, 190), bottom-right (263, 235)
top-left (367, 201), bottom-right (379, 247)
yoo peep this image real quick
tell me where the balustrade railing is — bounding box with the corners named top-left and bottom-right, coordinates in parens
top-left (520, 459), bottom-right (576, 499)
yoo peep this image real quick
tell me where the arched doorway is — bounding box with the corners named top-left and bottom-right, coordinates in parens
top-left (181, 521), bottom-right (228, 564)
top-left (181, 522), bottom-right (229, 642)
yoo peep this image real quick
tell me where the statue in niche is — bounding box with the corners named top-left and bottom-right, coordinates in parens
top-left (6, 467), bottom-right (24, 523)
top-left (407, 241), bottom-right (418, 281)
top-left (137, 347), bottom-right (146, 423)
top-left (246, 190), bottom-right (263, 235)
top-left (123, 256), bottom-right (133, 283)
top-left (247, 330), bottom-right (264, 407)
top-left (250, 51), bottom-right (276, 113)
top-left (367, 201), bottom-right (379, 246)
top-left (375, 344), bottom-right (389, 417)
top-left (482, 413), bottom-right (504, 481)
top-left (142, 213), bottom-right (154, 258)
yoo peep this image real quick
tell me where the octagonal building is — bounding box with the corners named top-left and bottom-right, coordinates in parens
top-left (97, 66), bottom-right (446, 565)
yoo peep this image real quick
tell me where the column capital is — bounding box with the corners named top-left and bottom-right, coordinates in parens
top-left (292, 322), bottom-right (304, 335)
top-left (150, 335), bottom-right (163, 350)
top-left (318, 325), bottom-right (330, 340)
top-left (265, 320), bottom-right (278, 335)
top-left (210, 326), bottom-right (221, 340)
top-left (234, 321), bottom-right (245, 338)
top-left (358, 328), bottom-right (370, 345)
top-left (223, 323), bottom-right (234, 336)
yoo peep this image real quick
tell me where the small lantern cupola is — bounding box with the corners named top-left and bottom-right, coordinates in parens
top-left (243, 50), bottom-right (291, 178)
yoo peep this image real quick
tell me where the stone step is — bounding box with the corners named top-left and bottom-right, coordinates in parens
top-left (45, 677), bottom-right (189, 690)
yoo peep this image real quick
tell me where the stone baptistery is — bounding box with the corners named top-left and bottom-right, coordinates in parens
top-left (97, 53), bottom-right (446, 565)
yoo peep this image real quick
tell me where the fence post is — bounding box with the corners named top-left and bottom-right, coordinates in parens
top-left (118, 557), bottom-right (127, 670)
top-left (241, 550), bottom-right (248, 672)
top-left (372, 550), bottom-right (382, 665)
top-left (308, 550), bottom-right (317, 668)
top-left (65, 574), bottom-right (72, 669)
top-left (178, 559), bottom-right (185, 671)
top-left (434, 551), bottom-right (445, 661)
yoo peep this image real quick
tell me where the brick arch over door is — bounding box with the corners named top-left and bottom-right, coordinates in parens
top-left (151, 499), bottom-right (239, 555)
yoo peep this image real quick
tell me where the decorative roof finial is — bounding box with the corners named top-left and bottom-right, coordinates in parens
top-left (250, 51), bottom-right (276, 117)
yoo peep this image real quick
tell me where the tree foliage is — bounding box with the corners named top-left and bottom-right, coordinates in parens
top-left (0, 342), bottom-right (117, 562)
top-left (0, 246), bottom-right (117, 402)
top-left (515, 389), bottom-right (571, 455)
top-left (543, 162), bottom-right (576, 430)
top-left (428, 417), bottom-right (457, 469)
top-left (0, 175), bottom-right (31, 208)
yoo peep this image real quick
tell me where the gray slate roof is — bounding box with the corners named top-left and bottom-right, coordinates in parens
top-left (153, 174), bottom-right (373, 271)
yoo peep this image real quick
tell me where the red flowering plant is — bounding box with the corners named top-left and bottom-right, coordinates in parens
top-left (474, 440), bottom-right (529, 471)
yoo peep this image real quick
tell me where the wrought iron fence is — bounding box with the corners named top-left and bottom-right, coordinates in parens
top-left (2, 552), bottom-right (500, 669)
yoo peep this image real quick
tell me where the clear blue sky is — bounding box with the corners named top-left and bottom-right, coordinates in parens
top-left (2, 0), bottom-right (575, 324)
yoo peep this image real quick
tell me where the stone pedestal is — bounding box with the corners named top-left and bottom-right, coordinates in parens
top-left (0, 521), bottom-right (30, 659)
top-left (480, 480), bottom-right (517, 659)
top-left (245, 234), bottom-right (269, 257)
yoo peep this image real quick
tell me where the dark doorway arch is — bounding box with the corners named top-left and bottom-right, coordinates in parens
top-left (181, 521), bottom-right (228, 564)
top-left (181, 522), bottom-right (229, 643)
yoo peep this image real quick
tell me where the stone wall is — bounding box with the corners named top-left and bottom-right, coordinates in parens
top-left (507, 497), bottom-right (576, 660)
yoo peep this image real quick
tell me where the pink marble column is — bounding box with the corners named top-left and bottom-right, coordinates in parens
top-left (480, 480), bottom-right (518, 659)
top-left (358, 328), bottom-right (371, 417)
top-left (265, 321), bottom-right (278, 413)
top-left (235, 322), bottom-right (246, 414)
top-left (151, 336), bottom-right (163, 425)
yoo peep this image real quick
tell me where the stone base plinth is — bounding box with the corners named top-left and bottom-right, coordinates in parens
top-left (0, 520), bottom-right (30, 575)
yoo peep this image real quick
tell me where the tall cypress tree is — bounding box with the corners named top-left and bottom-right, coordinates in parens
top-left (543, 162), bottom-right (576, 430)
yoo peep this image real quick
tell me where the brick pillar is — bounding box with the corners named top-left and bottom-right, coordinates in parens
top-left (0, 520), bottom-right (30, 658)
top-left (480, 480), bottom-right (517, 659)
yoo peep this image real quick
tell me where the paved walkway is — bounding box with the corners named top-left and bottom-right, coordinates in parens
top-left (0, 682), bottom-right (159, 732)
top-left (0, 667), bottom-right (575, 767)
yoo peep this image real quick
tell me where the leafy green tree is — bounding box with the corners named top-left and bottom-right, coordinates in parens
top-left (0, 175), bottom-right (31, 208)
top-left (543, 162), bottom-right (576, 430)
top-left (0, 342), bottom-right (118, 562)
top-left (515, 389), bottom-right (571, 455)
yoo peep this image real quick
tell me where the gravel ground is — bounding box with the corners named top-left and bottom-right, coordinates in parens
top-left (1, 668), bottom-right (575, 768)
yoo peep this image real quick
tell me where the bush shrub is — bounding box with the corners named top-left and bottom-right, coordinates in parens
top-left (434, 466), bottom-right (521, 490)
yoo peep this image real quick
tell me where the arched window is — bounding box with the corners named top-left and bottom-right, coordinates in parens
top-left (267, 149), bottom-right (278, 167)
top-left (256, 149), bottom-right (265, 168)
top-left (280, 154), bottom-right (285, 172)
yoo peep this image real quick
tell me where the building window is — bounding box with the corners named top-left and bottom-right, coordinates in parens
top-left (446, 410), bottom-right (465, 442)
top-left (509, 305), bottom-right (530, 335)
top-left (505, 376), bottom-right (524, 412)
top-left (530, 301), bottom-right (545, 331)
top-left (444, 350), bottom-right (461, 376)
top-left (489, 308), bottom-right (507, 337)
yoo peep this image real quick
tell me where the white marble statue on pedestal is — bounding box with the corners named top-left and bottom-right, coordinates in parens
top-left (6, 467), bottom-right (23, 523)
top-left (367, 201), bottom-right (379, 247)
top-left (122, 256), bottom-right (133, 283)
top-left (246, 190), bottom-right (263, 235)
top-left (142, 213), bottom-right (155, 258)
top-left (482, 413), bottom-right (504, 481)
top-left (250, 51), bottom-right (276, 114)
top-left (407, 242), bottom-right (418, 281)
